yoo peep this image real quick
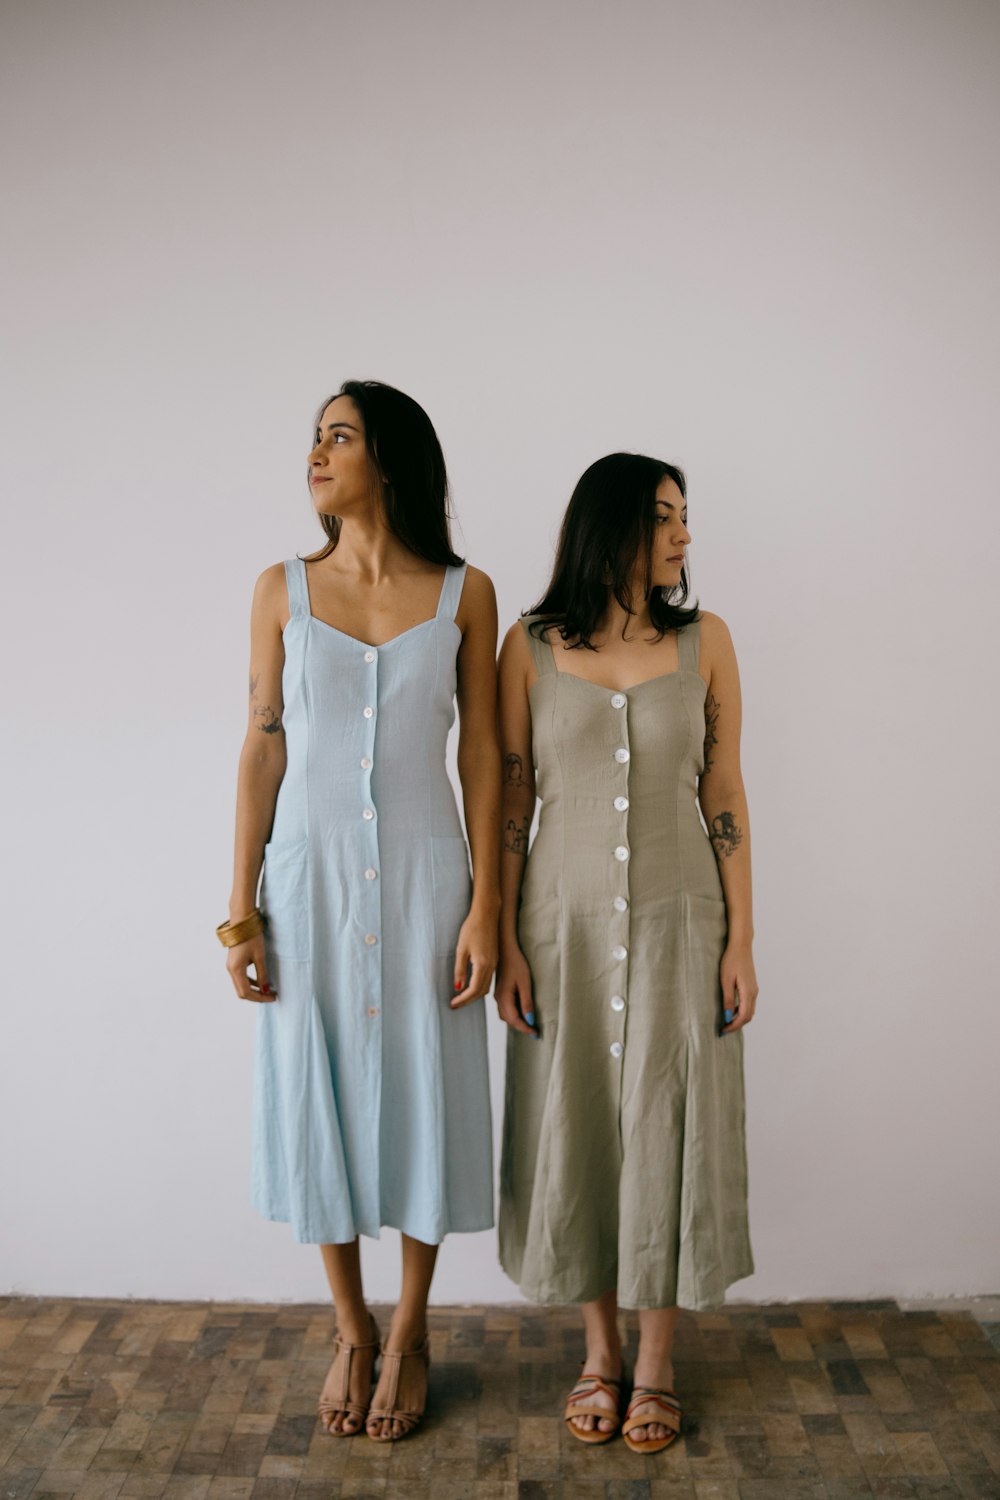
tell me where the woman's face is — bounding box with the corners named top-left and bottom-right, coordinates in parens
top-left (647, 476), bottom-right (691, 590)
top-left (307, 396), bottom-right (381, 516)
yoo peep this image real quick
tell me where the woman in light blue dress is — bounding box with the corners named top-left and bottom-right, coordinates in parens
top-left (222, 381), bottom-right (500, 1441)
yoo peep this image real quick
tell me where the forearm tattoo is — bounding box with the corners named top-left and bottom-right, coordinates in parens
top-left (253, 704), bottom-right (283, 735)
top-left (709, 810), bottom-right (743, 860)
top-left (504, 752), bottom-right (528, 787)
top-left (503, 816), bottom-right (530, 856)
top-left (702, 694), bottom-right (720, 774)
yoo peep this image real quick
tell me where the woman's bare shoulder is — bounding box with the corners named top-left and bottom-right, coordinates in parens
top-left (696, 609), bottom-right (734, 650)
top-left (455, 562), bottom-right (497, 633)
top-left (251, 561), bottom-right (291, 626)
top-left (460, 561), bottom-right (496, 599)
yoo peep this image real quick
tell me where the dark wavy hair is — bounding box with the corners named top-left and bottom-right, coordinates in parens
top-left (306, 380), bottom-right (463, 566)
top-left (527, 452), bottom-right (699, 647)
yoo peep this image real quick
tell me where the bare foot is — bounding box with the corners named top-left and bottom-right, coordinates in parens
top-left (566, 1349), bottom-right (623, 1436)
top-left (366, 1319), bottom-right (428, 1440)
top-left (628, 1357), bottom-right (678, 1444)
top-left (317, 1323), bottom-right (377, 1436)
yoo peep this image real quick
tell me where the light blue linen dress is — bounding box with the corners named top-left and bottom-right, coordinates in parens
top-left (250, 557), bottom-right (494, 1245)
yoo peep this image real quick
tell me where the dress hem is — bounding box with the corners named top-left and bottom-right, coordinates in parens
top-left (254, 1201), bottom-right (495, 1247)
top-left (500, 1255), bottom-right (756, 1314)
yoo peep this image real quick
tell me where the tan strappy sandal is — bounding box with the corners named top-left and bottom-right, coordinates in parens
top-left (564, 1371), bottom-right (624, 1445)
top-left (365, 1335), bottom-right (430, 1441)
top-left (316, 1311), bottom-right (380, 1436)
top-left (622, 1385), bottom-right (683, 1453)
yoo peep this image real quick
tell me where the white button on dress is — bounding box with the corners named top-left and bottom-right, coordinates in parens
top-left (610, 995), bottom-right (626, 1012)
top-left (611, 693), bottom-right (627, 709)
top-left (613, 896), bottom-right (628, 912)
top-left (610, 1042), bottom-right (624, 1059)
top-left (614, 748), bottom-right (630, 764)
top-left (364, 868), bottom-right (377, 881)
top-left (364, 650), bottom-right (376, 663)
top-left (614, 796), bottom-right (629, 812)
top-left (364, 933), bottom-right (378, 946)
top-left (612, 944), bottom-right (628, 961)
top-left (362, 808), bottom-right (375, 821)
top-left (363, 706), bottom-right (375, 719)
top-left (614, 846), bottom-right (629, 862)
top-left (360, 756), bottom-right (372, 770)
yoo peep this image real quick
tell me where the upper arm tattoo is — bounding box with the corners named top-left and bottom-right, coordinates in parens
top-left (250, 669), bottom-right (282, 734)
top-left (709, 810), bottom-right (743, 861)
top-left (702, 693), bottom-right (720, 775)
top-left (253, 704), bottom-right (283, 734)
top-left (504, 752), bottom-right (528, 788)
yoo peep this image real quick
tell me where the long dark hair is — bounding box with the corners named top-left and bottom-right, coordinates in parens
top-left (307, 380), bottom-right (463, 566)
top-left (528, 452), bottom-right (699, 647)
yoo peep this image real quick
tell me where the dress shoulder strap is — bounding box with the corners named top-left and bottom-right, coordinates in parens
top-left (677, 616), bottom-right (701, 675)
top-left (436, 562), bottom-right (468, 622)
top-left (520, 615), bottom-right (556, 676)
top-left (284, 558), bottom-right (310, 619)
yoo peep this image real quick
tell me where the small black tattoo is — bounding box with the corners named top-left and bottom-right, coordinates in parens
top-left (702, 694), bottom-right (720, 774)
top-left (504, 753), bottom-right (527, 788)
top-left (249, 671), bottom-right (259, 698)
top-left (503, 816), bottom-right (530, 856)
top-left (709, 810), bottom-right (742, 860)
top-left (253, 704), bottom-right (282, 735)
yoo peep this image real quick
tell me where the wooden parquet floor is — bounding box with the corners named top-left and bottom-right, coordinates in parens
top-left (1, 1296), bottom-right (999, 1499)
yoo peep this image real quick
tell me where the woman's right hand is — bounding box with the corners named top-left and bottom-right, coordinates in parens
top-left (226, 934), bottom-right (276, 1002)
top-left (493, 944), bottom-right (537, 1036)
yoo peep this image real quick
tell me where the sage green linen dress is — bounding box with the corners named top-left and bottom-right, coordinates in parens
top-left (498, 616), bottom-right (753, 1311)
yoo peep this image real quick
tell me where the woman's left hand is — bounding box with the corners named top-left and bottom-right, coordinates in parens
top-left (451, 909), bottom-right (499, 1008)
top-left (720, 942), bottom-right (759, 1033)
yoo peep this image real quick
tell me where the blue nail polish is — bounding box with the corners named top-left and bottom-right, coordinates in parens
top-left (524, 1012), bottom-right (535, 1027)
top-left (723, 1008), bottom-right (734, 1026)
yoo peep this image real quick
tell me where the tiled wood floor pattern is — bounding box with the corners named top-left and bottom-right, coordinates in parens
top-left (2, 1297), bottom-right (999, 1500)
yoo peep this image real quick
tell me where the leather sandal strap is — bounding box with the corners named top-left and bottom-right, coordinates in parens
top-left (317, 1396), bottom-right (368, 1422)
top-left (366, 1338), bottom-right (429, 1435)
top-left (564, 1373), bottom-right (623, 1430)
top-left (566, 1374), bottom-right (622, 1407)
top-left (623, 1387), bottom-right (682, 1436)
top-left (319, 1313), bottom-right (379, 1415)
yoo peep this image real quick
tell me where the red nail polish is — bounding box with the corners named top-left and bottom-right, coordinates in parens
top-left (454, 981), bottom-right (462, 991)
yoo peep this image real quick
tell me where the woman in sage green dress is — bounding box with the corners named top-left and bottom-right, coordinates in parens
top-left (496, 452), bottom-right (757, 1454)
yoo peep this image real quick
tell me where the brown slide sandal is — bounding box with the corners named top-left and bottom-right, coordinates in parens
top-left (622, 1385), bottom-right (683, 1454)
top-left (564, 1371), bottom-right (624, 1445)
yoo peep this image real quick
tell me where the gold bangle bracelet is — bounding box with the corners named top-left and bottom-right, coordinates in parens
top-left (216, 909), bottom-right (265, 948)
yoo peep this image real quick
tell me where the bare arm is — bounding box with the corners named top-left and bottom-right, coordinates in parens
top-left (225, 564), bottom-right (288, 1001)
top-left (494, 620), bottom-right (538, 1034)
top-left (696, 611), bottom-right (758, 1031)
top-left (451, 565), bottom-right (502, 1005)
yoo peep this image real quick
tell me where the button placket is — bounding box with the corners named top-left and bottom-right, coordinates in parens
top-left (609, 692), bottom-right (630, 1063)
top-left (360, 645), bottom-right (382, 1022)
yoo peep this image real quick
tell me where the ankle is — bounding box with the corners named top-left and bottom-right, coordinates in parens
top-left (385, 1310), bottom-right (428, 1351)
top-left (633, 1351), bottom-right (675, 1383)
top-left (336, 1307), bottom-right (374, 1345)
top-left (583, 1342), bottom-right (622, 1375)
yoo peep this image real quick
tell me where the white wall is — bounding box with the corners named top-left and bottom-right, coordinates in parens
top-left (2, 0), bottom-right (998, 1305)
